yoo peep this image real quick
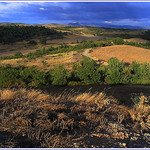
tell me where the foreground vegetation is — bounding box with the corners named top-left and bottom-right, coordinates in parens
top-left (0, 88), bottom-right (149, 148)
top-left (0, 57), bottom-right (150, 87)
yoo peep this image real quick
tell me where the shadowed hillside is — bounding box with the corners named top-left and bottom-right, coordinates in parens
top-left (0, 25), bottom-right (64, 44)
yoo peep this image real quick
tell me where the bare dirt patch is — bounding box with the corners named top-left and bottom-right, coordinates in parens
top-left (89, 45), bottom-right (150, 64)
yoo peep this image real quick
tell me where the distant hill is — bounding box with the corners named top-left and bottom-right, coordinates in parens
top-left (33, 23), bottom-right (69, 28)
top-left (0, 22), bottom-right (29, 26)
top-left (68, 22), bottom-right (150, 30)
top-left (100, 24), bottom-right (150, 30)
top-left (1, 22), bottom-right (150, 30)
top-left (68, 22), bottom-right (87, 27)
top-left (68, 22), bottom-right (96, 27)
top-left (0, 22), bottom-right (69, 28)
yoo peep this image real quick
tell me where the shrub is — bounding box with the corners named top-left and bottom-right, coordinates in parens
top-left (41, 60), bottom-right (48, 66)
top-left (73, 57), bottom-right (101, 84)
top-left (14, 52), bottom-right (23, 58)
top-left (20, 67), bottom-right (46, 86)
top-left (49, 65), bottom-right (70, 86)
top-left (130, 61), bottom-right (150, 84)
top-left (89, 49), bottom-right (93, 53)
top-left (121, 66), bottom-right (132, 84)
top-left (0, 65), bottom-right (46, 87)
top-left (0, 65), bottom-right (23, 86)
top-left (27, 40), bottom-right (37, 45)
top-left (40, 38), bottom-right (47, 45)
top-left (105, 57), bottom-right (125, 84)
top-left (112, 38), bottom-right (124, 45)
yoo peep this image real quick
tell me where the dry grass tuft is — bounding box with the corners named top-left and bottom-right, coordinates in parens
top-left (0, 89), bottom-right (17, 100)
top-left (26, 89), bottom-right (50, 101)
top-left (129, 96), bottom-right (150, 131)
top-left (0, 88), bottom-right (149, 148)
top-left (74, 92), bottom-right (117, 108)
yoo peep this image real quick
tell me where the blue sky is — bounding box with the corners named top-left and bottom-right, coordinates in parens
top-left (0, 2), bottom-right (150, 27)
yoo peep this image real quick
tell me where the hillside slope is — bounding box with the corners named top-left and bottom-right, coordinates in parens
top-left (0, 88), bottom-right (149, 148)
top-left (89, 45), bottom-right (150, 64)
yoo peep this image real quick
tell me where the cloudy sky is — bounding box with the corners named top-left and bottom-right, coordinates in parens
top-left (0, 2), bottom-right (150, 27)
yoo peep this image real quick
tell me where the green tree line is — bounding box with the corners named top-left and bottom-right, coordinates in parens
top-left (0, 57), bottom-right (149, 87)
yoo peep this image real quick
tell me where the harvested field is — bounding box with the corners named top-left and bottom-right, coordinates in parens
top-left (89, 45), bottom-right (150, 64)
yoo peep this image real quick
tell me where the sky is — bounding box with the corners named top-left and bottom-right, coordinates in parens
top-left (0, 2), bottom-right (150, 27)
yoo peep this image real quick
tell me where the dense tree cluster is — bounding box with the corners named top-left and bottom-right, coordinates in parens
top-left (142, 30), bottom-right (150, 41)
top-left (0, 25), bottom-right (64, 44)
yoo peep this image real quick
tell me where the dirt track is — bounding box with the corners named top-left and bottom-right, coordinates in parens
top-left (83, 49), bottom-right (95, 60)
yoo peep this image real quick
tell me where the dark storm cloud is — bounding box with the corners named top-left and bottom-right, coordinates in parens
top-left (0, 2), bottom-right (150, 26)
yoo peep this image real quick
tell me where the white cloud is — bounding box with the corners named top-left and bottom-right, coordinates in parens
top-left (27, 2), bottom-right (45, 6)
top-left (0, 2), bottom-right (29, 18)
top-left (27, 2), bottom-right (70, 9)
top-left (40, 8), bottom-right (45, 10)
top-left (0, 2), bottom-right (27, 12)
top-left (104, 21), bottom-right (112, 24)
top-left (52, 2), bottom-right (71, 9)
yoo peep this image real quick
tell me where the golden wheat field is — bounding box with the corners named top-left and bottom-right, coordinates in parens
top-left (89, 45), bottom-right (150, 64)
top-left (0, 88), bottom-right (149, 148)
